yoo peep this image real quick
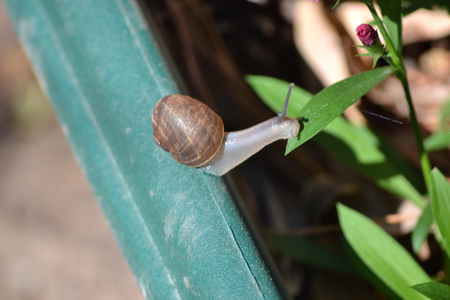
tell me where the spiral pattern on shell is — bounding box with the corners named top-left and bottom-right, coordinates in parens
top-left (152, 95), bottom-right (224, 167)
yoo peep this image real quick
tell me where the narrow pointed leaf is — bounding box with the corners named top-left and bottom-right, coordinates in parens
top-left (438, 98), bottom-right (450, 129)
top-left (425, 99), bottom-right (450, 150)
top-left (337, 203), bottom-right (430, 300)
top-left (285, 66), bottom-right (393, 152)
top-left (343, 239), bottom-right (403, 300)
top-left (402, 0), bottom-right (450, 16)
top-left (430, 168), bottom-right (450, 259)
top-left (424, 131), bottom-right (450, 151)
top-left (411, 282), bottom-right (450, 300)
top-left (411, 204), bottom-right (433, 254)
top-left (246, 75), bottom-right (425, 207)
top-left (377, 0), bottom-right (403, 53)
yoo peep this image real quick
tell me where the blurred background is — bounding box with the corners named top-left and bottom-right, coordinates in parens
top-left (1, 0), bottom-right (450, 299)
top-left (0, 3), bottom-right (142, 300)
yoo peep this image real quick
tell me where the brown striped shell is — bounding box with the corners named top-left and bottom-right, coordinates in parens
top-left (152, 94), bottom-right (224, 167)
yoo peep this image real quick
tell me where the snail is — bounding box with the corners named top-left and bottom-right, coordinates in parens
top-left (152, 83), bottom-right (300, 176)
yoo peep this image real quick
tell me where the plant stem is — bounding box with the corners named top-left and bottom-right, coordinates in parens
top-left (364, 2), bottom-right (402, 70)
top-left (364, 0), bottom-right (433, 198)
top-left (400, 78), bottom-right (433, 194)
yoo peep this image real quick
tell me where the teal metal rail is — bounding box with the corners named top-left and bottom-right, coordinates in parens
top-left (3, 0), bottom-right (290, 298)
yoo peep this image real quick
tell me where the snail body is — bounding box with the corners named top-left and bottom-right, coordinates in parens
top-left (152, 84), bottom-right (300, 176)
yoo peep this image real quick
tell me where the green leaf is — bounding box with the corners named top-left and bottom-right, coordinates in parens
top-left (411, 281), bottom-right (450, 300)
top-left (314, 120), bottom-right (425, 207)
top-left (438, 98), bottom-right (450, 130)
top-left (411, 204), bottom-right (433, 255)
top-left (343, 239), bottom-right (403, 300)
top-left (246, 75), bottom-right (312, 120)
top-left (266, 235), bottom-right (356, 274)
top-left (402, 0), bottom-right (450, 16)
top-left (337, 203), bottom-right (431, 300)
top-left (430, 168), bottom-right (450, 259)
top-left (286, 66), bottom-right (393, 151)
top-left (425, 131), bottom-right (450, 151)
top-left (354, 43), bottom-right (388, 68)
top-left (331, 0), bottom-right (342, 10)
top-left (377, 0), bottom-right (403, 53)
top-left (246, 75), bottom-right (425, 208)
top-left (424, 99), bottom-right (450, 151)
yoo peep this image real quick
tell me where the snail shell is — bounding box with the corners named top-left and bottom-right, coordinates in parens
top-left (152, 84), bottom-right (300, 176)
top-left (152, 94), bottom-right (224, 167)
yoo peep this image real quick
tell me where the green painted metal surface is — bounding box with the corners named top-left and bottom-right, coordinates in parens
top-left (3, 0), bottom-right (289, 299)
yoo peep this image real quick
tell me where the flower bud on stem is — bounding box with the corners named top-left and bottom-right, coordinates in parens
top-left (354, 24), bottom-right (389, 68)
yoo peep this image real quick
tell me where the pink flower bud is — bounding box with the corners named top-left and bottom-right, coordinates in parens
top-left (356, 24), bottom-right (379, 46)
